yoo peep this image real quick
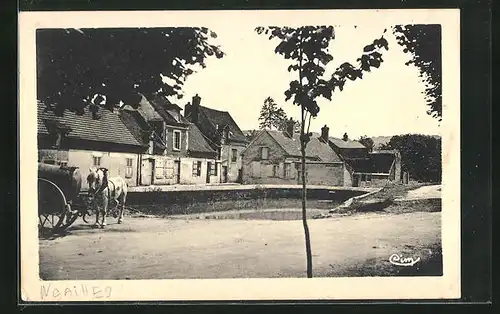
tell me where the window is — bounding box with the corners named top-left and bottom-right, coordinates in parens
top-left (260, 147), bottom-right (269, 160)
top-left (173, 130), bottom-right (181, 151)
top-left (93, 156), bottom-right (101, 167)
top-left (231, 149), bottom-right (238, 163)
top-left (192, 161), bottom-right (202, 177)
top-left (209, 162), bottom-right (216, 176)
top-left (126, 158), bottom-right (134, 178)
top-left (284, 163), bottom-right (291, 178)
top-left (272, 165), bottom-right (279, 177)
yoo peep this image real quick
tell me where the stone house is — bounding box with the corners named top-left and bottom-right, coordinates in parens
top-left (120, 93), bottom-right (220, 186)
top-left (240, 121), bottom-right (345, 186)
top-left (37, 101), bottom-right (145, 191)
top-left (184, 94), bottom-right (249, 183)
top-left (327, 133), bottom-right (402, 187)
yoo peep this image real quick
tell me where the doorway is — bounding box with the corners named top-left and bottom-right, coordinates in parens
top-left (222, 166), bottom-right (228, 183)
top-left (174, 160), bottom-right (181, 184)
top-left (206, 162), bottom-right (211, 183)
top-left (141, 158), bottom-right (154, 186)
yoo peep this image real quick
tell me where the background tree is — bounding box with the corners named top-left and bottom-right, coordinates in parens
top-left (37, 28), bottom-right (224, 116)
top-left (256, 26), bottom-right (389, 278)
top-left (393, 24), bottom-right (442, 121)
top-left (258, 97), bottom-right (288, 130)
top-left (359, 135), bottom-right (375, 151)
top-left (380, 134), bottom-right (442, 183)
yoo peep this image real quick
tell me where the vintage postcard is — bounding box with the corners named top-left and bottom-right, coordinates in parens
top-left (19, 9), bottom-right (461, 302)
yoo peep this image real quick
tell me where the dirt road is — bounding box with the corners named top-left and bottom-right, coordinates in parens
top-left (401, 185), bottom-right (441, 200)
top-left (39, 211), bottom-right (441, 280)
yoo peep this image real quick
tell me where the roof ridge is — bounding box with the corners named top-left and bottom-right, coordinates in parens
top-left (200, 105), bottom-right (228, 114)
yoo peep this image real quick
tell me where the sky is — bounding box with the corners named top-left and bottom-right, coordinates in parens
top-left (175, 24), bottom-right (441, 139)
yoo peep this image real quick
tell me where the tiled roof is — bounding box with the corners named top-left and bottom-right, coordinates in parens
top-left (135, 94), bottom-right (163, 121)
top-left (144, 93), bottom-right (191, 126)
top-left (328, 137), bottom-right (367, 149)
top-left (199, 106), bottom-right (248, 143)
top-left (119, 109), bottom-right (166, 150)
top-left (188, 123), bottom-right (217, 154)
top-left (37, 102), bottom-right (144, 147)
top-left (266, 130), bottom-right (341, 162)
top-left (267, 130), bottom-right (302, 157)
top-left (307, 133), bottom-right (342, 162)
top-left (345, 153), bottom-right (395, 174)
top-left (368, 153), bottom-right (396, 173)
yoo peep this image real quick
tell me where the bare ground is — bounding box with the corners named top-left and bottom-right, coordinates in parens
top-left (39, 209), bottom-right (441, 280)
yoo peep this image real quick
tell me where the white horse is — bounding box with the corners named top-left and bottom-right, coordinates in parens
top-left (86, 167), bottom-right (128, 228)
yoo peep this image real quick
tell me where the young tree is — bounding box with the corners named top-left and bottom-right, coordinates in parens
top-left (359, 135), bottom-right (375, 151)
top-left (37, 28), bottom-right (224, 115)
top-left (258, 97), bottom-right (288, 130)
top-left (393, 25), bottom-right (442, 121)
top-left (256, 26), bottom-right (389, 278)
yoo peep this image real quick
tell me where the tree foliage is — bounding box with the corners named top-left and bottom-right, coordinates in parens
top-left (393, 24), bottom-right (442, 121)
top-left (358, 135), bottom-right (374, 151)
top-left (256, 26), bottom-right (389, 120)
top-left (256, 25), bottom-right (389, 278)
top-left (380, 134), bottom-right (442, 183)
top-left (36, 28), bottom-right (224, 116)
top-left (258, 97), bottom-right (288, 130)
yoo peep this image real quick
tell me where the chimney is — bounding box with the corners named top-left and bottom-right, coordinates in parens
top-left (342, 132), bottom-right (349, 141)
top-left (189, 94), bottom-right (201, 124)
top-left (192, 94), bottom-right (201, 107)
top-left (321, 125), bottom-right (329, 142)
top-left (90, 104), bottom-right (99, 120)
top-left (285, 117), bottom-right (295, 138)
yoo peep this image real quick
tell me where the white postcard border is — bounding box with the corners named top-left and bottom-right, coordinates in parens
top-left (19, 9), bottom-right (461, 302)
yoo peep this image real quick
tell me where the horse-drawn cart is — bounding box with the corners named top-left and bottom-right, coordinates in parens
top-left (38, 163), bottom-right (89, 234)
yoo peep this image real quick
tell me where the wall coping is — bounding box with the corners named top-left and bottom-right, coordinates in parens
top-left (128, 184), bottom-right (376, 193)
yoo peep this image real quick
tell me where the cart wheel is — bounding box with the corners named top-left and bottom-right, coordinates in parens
top-left (38, 178), bottom-right (69, 234)
top-left (60, 204), bottom-right (81, 230)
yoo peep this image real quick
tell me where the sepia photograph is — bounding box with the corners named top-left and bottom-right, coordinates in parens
top-left (19, 9), bottom-right (461, 301)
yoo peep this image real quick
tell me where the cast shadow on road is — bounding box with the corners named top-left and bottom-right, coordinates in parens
top-left (39, 224), bottom-right (137, 240)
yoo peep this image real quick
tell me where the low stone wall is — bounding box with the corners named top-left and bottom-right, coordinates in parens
top-left (125, 187), bottom-right (368, 216)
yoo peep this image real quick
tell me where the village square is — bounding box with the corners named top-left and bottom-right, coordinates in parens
top-left (35, 22), bottom-right (443, 280)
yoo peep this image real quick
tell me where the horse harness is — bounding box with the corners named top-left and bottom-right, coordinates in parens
top-left (92, 167), bottom-right (117, 204)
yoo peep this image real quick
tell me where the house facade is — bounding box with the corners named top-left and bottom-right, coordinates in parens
top-left (121, 93), bottom-right (220, 186)
top-left (184, 94), bottom-right (249, 183)
top-left (37, 102), bottom-right (146, 191)
top-left (241, 123), bottom-right (345, 186)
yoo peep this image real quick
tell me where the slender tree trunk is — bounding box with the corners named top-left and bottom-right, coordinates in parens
top-left (300, 106), bottom-right (313, 278)
top-left (297, 28), bottom-right (313, 278)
